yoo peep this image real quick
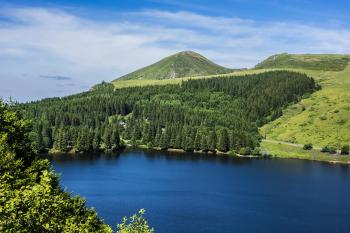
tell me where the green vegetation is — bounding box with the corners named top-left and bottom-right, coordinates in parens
top-left (112, 69), bottom-right (268, 89)
top-left (15, 52), bottom-right (350, 162)
top-left (258, 54), bottom-right (350, 161)
top-left (0, 100), bottom-right (112, 232)
top-left (255, 53), bottom-right (350, 71)
top-left (260, 64), bottom-right (350, 151)
top-left (261, 141), bottom-right (350, 163)
top-left (341, 145), bottom-right (349, 155)
top-left (114, 51), bottom-right (234, 81)
top-left (303, 143), bottom-right (313, 150)
top-left (117, 209), bottom-right (154, 233)
top-left (21, 71), bottom-right (316, 154)
top-left (0, 100), bottom-right (153, 232)
top-left (321, 146), bottom-right (337, 154)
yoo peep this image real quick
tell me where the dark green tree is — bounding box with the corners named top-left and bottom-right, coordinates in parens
top-left (208, 130), bottom-right (217, 152)
top-left (341, 145), bottom-right (349, 155)
top-left (218, 128), bottom-right (229, 152)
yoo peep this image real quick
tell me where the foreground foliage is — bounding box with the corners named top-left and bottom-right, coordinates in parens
top-left (0, 100), bottom-right (113, 232)
top-left (117, 209), bottom-right (154, 233)
top-left (21, 71), bottom-right (317, 154)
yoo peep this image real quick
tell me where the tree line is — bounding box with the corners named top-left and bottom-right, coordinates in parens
top-left (19, 71), bottom-right (318, 154)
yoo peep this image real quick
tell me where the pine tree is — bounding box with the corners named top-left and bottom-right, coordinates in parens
top-left (142, 122), bottom-right (150, 144)
top-left (159, 129), bottom-right (169, 150)
top-left (133, 122), bottom-right (142, 140)
top-left (174, 128), bottom-right (182, 149)
top-left (208, 130), bottom-right (217, 152)
top-left (92, 129), bottom-right (101, 151)
top-left (218, 128), bottom-right (229, 152)
top-left (103, 126), bottom-right (112, 150)
top-left (111, 127), bottom-right (121, 150)
top-left (201, 133), bottom-right (209, 152)
top-left (194, 130), bottom-right (202, 150)
top-left (154, 127), bottom-right (162, 147)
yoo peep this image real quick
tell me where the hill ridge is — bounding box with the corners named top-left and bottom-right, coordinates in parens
top-left (255, 53), bottom-right (350, 71)
top-left (114, 50), bottom-right (234, 81)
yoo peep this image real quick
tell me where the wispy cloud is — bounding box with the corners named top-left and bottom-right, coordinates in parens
top-left (40, 75), bottom-right (72, 81)
top-left (0, 7), bottom-right (350, 102)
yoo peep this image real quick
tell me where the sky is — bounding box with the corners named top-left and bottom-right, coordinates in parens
top-left (1, 0), bottom-right (350, 102)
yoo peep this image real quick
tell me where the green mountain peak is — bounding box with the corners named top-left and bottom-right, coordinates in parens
top-left (114, 50), bottom-right (234, 81)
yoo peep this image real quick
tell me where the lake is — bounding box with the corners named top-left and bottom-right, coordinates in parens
top-left (48, 149), bottom-right (350, 233)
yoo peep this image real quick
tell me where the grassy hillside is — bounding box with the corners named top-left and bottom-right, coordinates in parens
top-left (113, 51), bottom-right (234, 82)
top-left (112, 69), bottom-right (270, 89)
top-left (255, 53), bottom-right (350, 71)
top-left (260, 64), bottom-right (350, 151)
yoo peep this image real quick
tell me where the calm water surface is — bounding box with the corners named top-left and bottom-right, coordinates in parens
top-left (48, 150), bottom-right (350, 233)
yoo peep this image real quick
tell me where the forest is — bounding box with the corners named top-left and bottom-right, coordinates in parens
top-left (0, 99), bottom-right (154, 232)
top-left (19, 71), bottom-right (318, 155)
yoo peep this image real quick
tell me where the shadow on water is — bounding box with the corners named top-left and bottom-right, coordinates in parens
top-left (44, 148), bottom-right (258, 166)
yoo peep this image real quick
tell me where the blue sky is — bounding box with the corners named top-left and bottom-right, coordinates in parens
top-left (1, 0), bottom-right (350, 102)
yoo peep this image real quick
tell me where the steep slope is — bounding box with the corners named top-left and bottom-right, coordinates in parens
top-left (255, 53), bottom-right (350, 71)
top-left (113, 51), bottom-right (234, 81)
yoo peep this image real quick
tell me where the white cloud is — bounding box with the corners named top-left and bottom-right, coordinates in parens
top-left (0, 7), bottom-right (350, 102)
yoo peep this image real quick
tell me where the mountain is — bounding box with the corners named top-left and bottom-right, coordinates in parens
top-left (21, 52), bottom-right (350, 163)
top-left (114, 51), bottom-right (234, 81)
top-left (255, 53), bottom-right (350, 71)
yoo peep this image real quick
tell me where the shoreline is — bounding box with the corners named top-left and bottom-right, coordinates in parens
top-left (45, 144), bottom-right (350, 165)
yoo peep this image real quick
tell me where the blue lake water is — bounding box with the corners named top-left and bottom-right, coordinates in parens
top-left (49, 150), bottom-right (350, 233)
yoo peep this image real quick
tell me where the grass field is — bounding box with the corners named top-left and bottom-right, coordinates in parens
top-left (261, 141), bottom-right (350, 163)
top-left (260, 65), bottom-right (350, 149)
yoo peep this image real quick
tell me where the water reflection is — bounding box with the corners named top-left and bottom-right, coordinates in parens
top-left (45, 148), bottom-right (258, 166)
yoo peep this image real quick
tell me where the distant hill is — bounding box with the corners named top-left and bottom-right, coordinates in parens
top-left (114, 51), bottom-right (234, 81)
top-left (255, 53), bottom-right (350, 71)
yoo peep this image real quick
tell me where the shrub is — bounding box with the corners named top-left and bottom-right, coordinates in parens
top-left (321, 146), bottom-right (330, 153)
top-left (319, 115), bottom-right (327, 120)
top-left (303, 143), bottom-right (313, 150)
top-left (239, 147), bottom-right (251, 155)
top-left (341, 145), bottom-right (349, 155)
top-left (328, 146), bottom-right (337, 154)
top-left (251, 147), bottom-right (261, 156)
top-left (117, 209), bottom-right (154, 233)
top-left (321, 146), bottom-right (337, 154)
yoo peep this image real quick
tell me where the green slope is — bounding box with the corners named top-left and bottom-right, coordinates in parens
top-left (260, 65), bottom-right (350, 147)
top-left (257, 54), bottom-right (350, 161)
top-left (255, 53), bottom-right (350, 71)
top-left (113, 51), bottom-right (234, 82)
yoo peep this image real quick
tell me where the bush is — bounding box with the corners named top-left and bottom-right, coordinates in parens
top-left (321, 146), bottom-right (330, 153)
top-left (321, 146), bottom-right (337, 154)
top-left (251, 148), bottom-right (261, 156)
top-left (239, 147), bottom-right (251, 155)
top-left (341, 145), bottom-right (349, 155)
top-left (117, 209), bottom-right (154, 233)
top-left (303, 143), bottom-right (313, 150)
top-left (329, 146), bottom-right (337, 154)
